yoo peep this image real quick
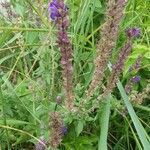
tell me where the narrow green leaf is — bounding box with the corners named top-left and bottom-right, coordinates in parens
top-left (98, 96), bottom-right (111, 150)
top-left (125, 117), bottom-right (142, 150)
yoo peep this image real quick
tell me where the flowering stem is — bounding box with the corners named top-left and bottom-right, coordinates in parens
top-left (49, 0), bottom-right (74, 110)
top-left (86, 0), bottom-right (127, 97)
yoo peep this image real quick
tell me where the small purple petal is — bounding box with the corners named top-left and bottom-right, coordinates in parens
top-left (50, 13), bottom-right (56, 20)
top-left (126, 27), bottom-right (141, 38)
top-left (131, 76), bottom-right (141, 83)
top-left (48, 0), bottom-right (68, 21)
top-left (48, 1), bottom-right (60, 20)
top-left (61, 126), bottom-right (67, 135)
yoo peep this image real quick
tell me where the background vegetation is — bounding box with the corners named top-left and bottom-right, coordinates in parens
top-left (0, 0), bottom-right (149, 149)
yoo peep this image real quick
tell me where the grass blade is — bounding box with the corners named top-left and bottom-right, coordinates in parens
top-left (98, 96), bottom-right (111, 150)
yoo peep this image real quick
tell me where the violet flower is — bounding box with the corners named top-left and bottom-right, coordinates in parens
top-left (48, 0), bottom-right (67, 21)
top-left (49, 2), bottom-right (60, 20)
top-left (126, 27), bottom-right (141, 38)
top-left (131, 76), bottom-right (141, 83)
top-left (61, 126), bottom-right (67, 135)
top-left (49, 112), bottom-right (68, 148)
top-left (126, 56), bottom-right (141, 94)
top-left (48, 0), bottom-right (74, 110)
top-left (125, 76), bottom-right (141, 94)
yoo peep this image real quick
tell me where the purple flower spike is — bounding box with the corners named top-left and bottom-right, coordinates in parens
top-left (131, 76), bottom-right (141, 83)
top-left (48, 0), bottom-right (74, 110)
top-left (126, 28), bottom-right (141, 38)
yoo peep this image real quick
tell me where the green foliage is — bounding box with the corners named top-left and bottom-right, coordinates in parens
top-left (0, 0), bottom-right (150, 149)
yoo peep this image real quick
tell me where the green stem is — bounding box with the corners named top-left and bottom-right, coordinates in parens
top-left (0, 27), bottom-right (49, 32)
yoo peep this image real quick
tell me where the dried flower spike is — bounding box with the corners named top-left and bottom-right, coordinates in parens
top-left (48, 0), bottom-right (74, 110)
top-left (86, 0), bottom-right (127, 97)
top-left (49, 112), bottom-right (64, 148)
top-left (103, 27), bottom-right (141, 96)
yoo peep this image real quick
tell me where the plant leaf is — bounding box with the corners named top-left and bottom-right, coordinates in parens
top-left (76, 120), bottom-right (84, 136)
top-left (98, 96), bottom-right (111, 150)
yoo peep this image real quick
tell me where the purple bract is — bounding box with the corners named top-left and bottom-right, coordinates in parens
top-left (48, 0), bottom-right (67, 21)
top-left (61, 126), bottom-right (67, 135)
top-left (126, 28), bottom-right (141, 38)
top-left (131, 76), bottom-right (141, 83)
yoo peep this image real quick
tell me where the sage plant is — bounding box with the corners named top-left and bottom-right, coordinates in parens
top-left (87, 0), bottom-right (127, 97)
top-left (49, 0), bottom-right (74, 110)
top-left (103, 28), bottom-right (141, 96)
